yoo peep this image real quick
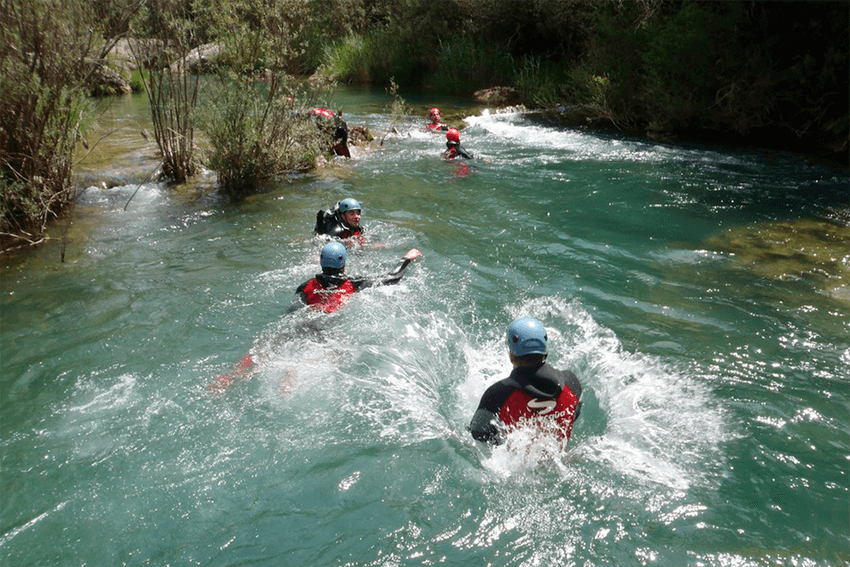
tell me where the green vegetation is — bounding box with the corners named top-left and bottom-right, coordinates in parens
top-left (381, 78), bottom-right (411, 143)
top-left (128, 69), bottom-right (146, 93)
top-left (319, 0), bottom-right (848, 152)
top-left (130, 0), bottom-right (201, 183)
top-left (2, 0), bottom-right (847, 253)
top-left (195, 0), bottom-right (334, 197)
top-left (0, 0), bottom-right (132, 253)
top-left (432, 37), bottom-right (513, 94)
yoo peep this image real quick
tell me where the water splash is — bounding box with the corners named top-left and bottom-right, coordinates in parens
top-left (465, 295), bottom-right (725, 494)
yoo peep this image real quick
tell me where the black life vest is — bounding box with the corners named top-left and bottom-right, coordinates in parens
top-left (314, 209), bottom-right (336, 234)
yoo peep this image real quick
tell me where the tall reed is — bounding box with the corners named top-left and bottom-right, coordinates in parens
top-left (131, 1), bottom-right (200, 184)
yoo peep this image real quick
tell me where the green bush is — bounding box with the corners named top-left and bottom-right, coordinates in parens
top-left (131, 0), bottom-right (201, 183)
top-left (512, 55), bottom-right (576, 109)
top-left (320, 34), bottom-right (375, 83)
top-left (129, 69), bottom-right (146, 93)
top-left (320, 27), bottom-right (429, 87)
top-left (0, 0), bottom-right (103, 250)
top-left (199, 82), bottom-right (324, 196)
top-left (581, 2), bottom-right (652, 130)
top-left (196, 0), bottom-right (338, 197)
top-left (641, 2), bottom-right (739, 134)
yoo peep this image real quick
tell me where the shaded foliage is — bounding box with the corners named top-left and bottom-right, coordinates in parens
top-left (0, 0), bottom-right (135, 251)
top-left (195, 0), bottom-right (333, 197)
top-left (547, 0), bottom-right (848, 150)
top-left (630, 1), bottom-right (849, 144)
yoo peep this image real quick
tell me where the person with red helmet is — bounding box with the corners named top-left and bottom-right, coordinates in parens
top-left (468, 317), bottom-right (582, 448)
top-left (443, 127), bottom-right (474, 160)
top-left (425, 107), bottom-right (449, 132)
top-left (308, 108), bottom-right (351, 157)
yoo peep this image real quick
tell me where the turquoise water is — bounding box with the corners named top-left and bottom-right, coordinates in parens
top-left (2, 89), bottom-right (848, 566)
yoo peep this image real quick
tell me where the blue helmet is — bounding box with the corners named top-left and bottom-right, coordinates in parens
top-left (506, 317), bottom-right (548, 357)
top-left (320, 242), bottom-right (347, 269)
top-left (337, 198), bottom-right (361, 213)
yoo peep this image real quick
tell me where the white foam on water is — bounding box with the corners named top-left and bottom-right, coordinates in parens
top-left (461, 295), bottom-right (727, 493)
top-left (77, 181), bottom-right (165, 210)
top-left (463, 110), bottom-right (749, 168)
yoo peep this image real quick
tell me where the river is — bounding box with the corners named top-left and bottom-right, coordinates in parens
top-left (2, 87), bottom-right (848, 566)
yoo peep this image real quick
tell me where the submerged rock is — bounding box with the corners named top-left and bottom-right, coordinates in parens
top-left (349, 125), bottom-right (373, 144)
top-left (705, 215), bottom-right (850, 302)
top-left (537, 104), bottom-right (612, 129)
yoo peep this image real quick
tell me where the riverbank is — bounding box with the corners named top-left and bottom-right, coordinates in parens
top-left (464, 87), bottom-right (848, 170)
top-left (99, 36), bottom-right (850, 172)
top-left (523, 104), bottom-right (850, 171)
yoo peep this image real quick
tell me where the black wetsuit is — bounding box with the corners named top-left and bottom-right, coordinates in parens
top-left (331, 119), bottom-right (350, 157)
top-left (468, 362), bottom-right (582, 445)
top-left (308, 108), bottom-right (350, 157)
top-left (444, 142), bottom-right (473, 160)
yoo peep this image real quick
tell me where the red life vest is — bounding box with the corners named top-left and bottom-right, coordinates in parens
top-left (332, 141), bottom-right (351, 158)
top-left (300, 278), bottom-right (357, 313)
top-left (498, 387), bottom-right (580, 441)
top-left (331, 225), bottom-right (365, 244)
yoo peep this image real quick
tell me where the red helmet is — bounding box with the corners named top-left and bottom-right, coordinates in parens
top-left (429, 107), bottom-right (441, 120)
top-left (446, 128), bottom-right (460, 143)
top-left (308, 108), bottom-right (335, 119)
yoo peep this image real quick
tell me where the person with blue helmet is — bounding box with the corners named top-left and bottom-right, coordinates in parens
top-left (468, 317), bottom-right (582, 447)
top-left (207, 243), bottom-right (423, 393)
top-left (314, 197), bottom-right (365, 244)
top-left (296, 242), bottom-right (422, 313)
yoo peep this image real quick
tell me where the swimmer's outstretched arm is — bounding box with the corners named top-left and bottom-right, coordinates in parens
top-left (375, 248), bottom-right (423, 286)
top-left (351, 248), bottom-right (422, 289)
top-left (468, 407), bottom-right (506, 445)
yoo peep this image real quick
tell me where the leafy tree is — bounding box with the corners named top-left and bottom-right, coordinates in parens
top-left (196, 0), bottom-right (335, 197)
top-left (0, 0), bottom-right (138, 253)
